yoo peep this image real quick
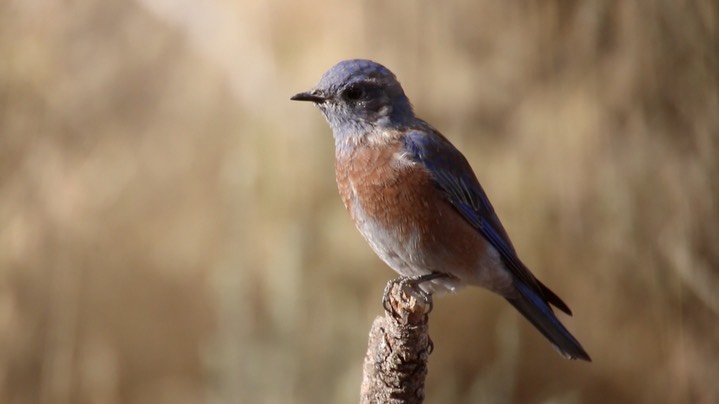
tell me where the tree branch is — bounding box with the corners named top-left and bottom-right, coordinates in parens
top-left (360, 281), bottom-right (433, 404)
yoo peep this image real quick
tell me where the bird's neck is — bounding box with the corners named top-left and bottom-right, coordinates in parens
top-left (334, 128), bottom-right (404, 159)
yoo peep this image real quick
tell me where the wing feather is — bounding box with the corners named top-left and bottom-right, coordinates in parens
top-left (403, 129), bottom-right (571, 315)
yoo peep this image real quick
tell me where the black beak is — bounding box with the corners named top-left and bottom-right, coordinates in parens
top-left (290, 91), bottom-right (327, 103)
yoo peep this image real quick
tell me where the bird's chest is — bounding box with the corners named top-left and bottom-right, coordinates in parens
top-left (335, 146), bottom-right (436, 273)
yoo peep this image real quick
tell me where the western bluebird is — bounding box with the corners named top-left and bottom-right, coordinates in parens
top-left (291, 59), bottom-right (590, 361)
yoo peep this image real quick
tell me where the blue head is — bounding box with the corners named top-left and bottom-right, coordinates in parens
top-left (291, 59), bottom-right (415, 144)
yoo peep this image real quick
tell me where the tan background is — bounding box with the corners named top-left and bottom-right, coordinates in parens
top-left (1, 0), bottom-right (717, 403)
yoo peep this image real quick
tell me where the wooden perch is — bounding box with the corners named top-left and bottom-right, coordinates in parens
top-left (360, 281), bottom-right (433, 404)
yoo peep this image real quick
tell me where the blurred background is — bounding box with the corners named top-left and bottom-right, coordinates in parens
top-left (1, 0), bottom-right (717, 403)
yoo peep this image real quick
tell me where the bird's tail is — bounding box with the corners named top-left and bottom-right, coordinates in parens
top-left (506, 280), bottom-right (591, 361)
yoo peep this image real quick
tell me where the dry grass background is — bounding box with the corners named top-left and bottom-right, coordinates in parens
top-left (1, 0), bottom-right (718, 403)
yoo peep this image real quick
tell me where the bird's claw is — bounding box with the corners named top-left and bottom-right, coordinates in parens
top-left (427, 336), bottom-right (434, 355)
top-left (382, 272), bottom-right (449, 318)
top-left (381, 278), bottom-right (401, 317)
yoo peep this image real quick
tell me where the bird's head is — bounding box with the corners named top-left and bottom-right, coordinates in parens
top-left (291, 59), bottom-right (415, 143)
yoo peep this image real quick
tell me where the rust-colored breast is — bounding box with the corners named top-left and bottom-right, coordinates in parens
top-left (336, 142), bottom-right (427, 236)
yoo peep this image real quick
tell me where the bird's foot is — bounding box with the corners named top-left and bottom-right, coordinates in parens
top-left (382, 272), bottom-right (449, 319)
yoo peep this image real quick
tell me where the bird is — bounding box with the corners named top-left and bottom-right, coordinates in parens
top-left (291, 59), bottom-right (590, 361)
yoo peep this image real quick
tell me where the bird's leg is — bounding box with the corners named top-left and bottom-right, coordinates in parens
top-left (404, 272), bottom-right (450, 314)
top-left (382, 272), bottom-right (450, 317)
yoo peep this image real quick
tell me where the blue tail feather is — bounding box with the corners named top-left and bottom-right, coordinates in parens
top-left (507, 280), bottom-right (591, 361)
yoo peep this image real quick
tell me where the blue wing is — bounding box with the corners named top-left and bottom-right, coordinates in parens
top-left (403, 128), bottom-right (591, 360)
top-left (403, 129), bottom-right (571, 315)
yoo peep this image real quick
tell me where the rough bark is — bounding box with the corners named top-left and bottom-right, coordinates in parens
top-left (360, 281), bottom-right (433, 404)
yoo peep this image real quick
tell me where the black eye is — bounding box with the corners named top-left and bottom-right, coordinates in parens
top-left (343, 86), bottom-right (365, 101)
